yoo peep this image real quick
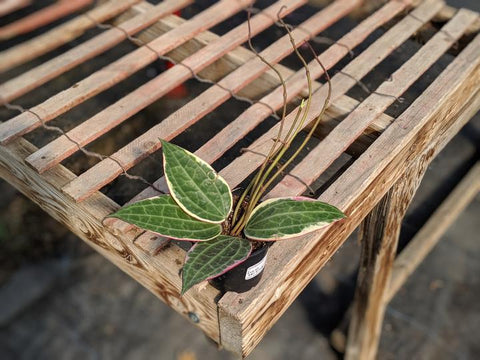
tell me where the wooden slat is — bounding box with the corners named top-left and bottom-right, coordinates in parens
top-left (266, 8), bottom-right (478, 199)
top-left (218, 0), bottom-right (446, 190)
top-left (387, 161), bottom-right (480, 302)
top-left (0, 0), bottom-right (31, 17)
top-left (104, 0), bottom-right (409, 236)
top-left (25, 0), bottom-right (307, 175)
top-left (435, 4), bottom-right (480, 34)
top-left (0, 0), bottom-right (93, 41)
top-left (0, 0), bottom-right (190, 101)
top-left (218, 31), bottom-right (480, 357)
top-left (346, 160), bottom-right (428, 360)
top-left (0, 0), bottom-right (252, 144)
top-left (0, 0), bottom-right (142, 74)
top-left (127, 5), bottom-right (305, 101)
top-left (52, 0), bottom-right (360, 200)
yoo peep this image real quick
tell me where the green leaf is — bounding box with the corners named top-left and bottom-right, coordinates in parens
top-left (244, 197), bottom-right (345, 241)
top-left (182, 235), bottom-right (252, 294)
top-left (108, 195), bottom-right (221, 241)
top-left (161, 140), bottom-right (232, 224)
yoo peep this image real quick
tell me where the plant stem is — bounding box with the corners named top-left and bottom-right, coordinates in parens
top-left (252, 43), bottom-right (332, 201)
top-left (234, 17), bottom-right (314, 234)
top-left (230, 9), bottom-right (332, 237)
top-left (231, 7), bottom-right (288, 233)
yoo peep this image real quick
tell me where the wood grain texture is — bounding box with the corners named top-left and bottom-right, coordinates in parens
top-left (435, 4), bottom-right (480, 34)
top-left (218, 31), bottom-right (480, 357)
top-left (26, 0), bottom-right (307, 177)
top-left (387, 154), bottom-right (480, 301)
top-left (0, 0), bottom-right (93, 41)
top-left (266, 8), bottom-right (478, 199)
top-left (58, 0), bottom-right (358, 201)
top-left (345, 161), bottom-right (428, 360)
top-left (331, 102), bottom-right (480, 354)
top-left (0, 0), bottom-right (252, 144)
top-left (0, 0), bottom-right (191, 102)
top-left (0, 137), bottom-right (222, 342)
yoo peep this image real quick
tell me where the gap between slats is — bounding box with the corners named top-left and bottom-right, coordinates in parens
top-left (0, 0), bottom-right (253, 144)
top-left (38, 0), bottom-right (358, 198)
top-left (0, 0), bottom-right (190, 102)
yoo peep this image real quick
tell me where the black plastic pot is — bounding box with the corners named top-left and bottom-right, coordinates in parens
top-left (210, 244), bottom-right (269, 293)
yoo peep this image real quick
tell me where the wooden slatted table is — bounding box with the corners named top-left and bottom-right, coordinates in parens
top-left (1, 0), bottom-right (479, 358)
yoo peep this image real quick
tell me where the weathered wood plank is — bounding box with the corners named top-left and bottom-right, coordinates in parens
top-left (345, 161), bottom-right (428, 360)
top-left (387, 163), bottom-right (480, 302)
top-left (218, 0), bottom-right (446, 190)
top-left (332, 91), bottom-right (480, 349)
top-left (217, 31), bottom-right (480, 357)
top-left (56, 0), bottom-right (359, 201)
top-left (0, 137), bottom-right (222, 342)
top-left (0, 0), bottom-right (94, 41)
top-left (0, 0), bottom-right (31, 17)
top-left (0, 0), bottom-right (191, 102)
top-left (306, 94), bottom-right (395, 156)
top-left (266, 8), bottom-right (478, 198)
top-left (0, 0), bottom-right (252, 144)
top-left (434, 4), bottom-right (480, 34)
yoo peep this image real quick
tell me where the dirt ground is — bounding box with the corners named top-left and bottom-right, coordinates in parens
top-left (0, 0), bottom-right (479, 359)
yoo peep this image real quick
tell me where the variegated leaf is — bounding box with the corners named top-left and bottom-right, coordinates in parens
top-left (161, 140), bottom-right (232, 224)
top-left (108, 195), bottom-right (221, 241)
top-left (244, 197), bottom-right (345, 241)
top-left (182, 235), bottom-right (252, 294)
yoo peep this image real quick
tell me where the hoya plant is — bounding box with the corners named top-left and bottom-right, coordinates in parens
top-left (109, 141), bottom-right (345, 294)
top-left (109, 15), bottom-right (345, 294)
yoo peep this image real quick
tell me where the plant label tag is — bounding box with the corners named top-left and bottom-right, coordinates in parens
top-left (245, 255), bottom-right (267, 280)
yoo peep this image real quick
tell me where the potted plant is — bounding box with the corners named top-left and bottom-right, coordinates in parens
top-left (108, 14), bottom-right (345, 295)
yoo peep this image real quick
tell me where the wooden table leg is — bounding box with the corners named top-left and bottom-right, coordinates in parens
top-left (345, 160), bottom-right (428, 360)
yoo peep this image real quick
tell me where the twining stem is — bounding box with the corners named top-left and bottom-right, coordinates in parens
top-left (231, 9), bottom-right (332, 237)
top-left (253, 45), bottom-right (331, 201)
top-left (231, 6), bottom-right (288, 228)
top-left (231, 102), bottom-right (305, 234)
top-left (241, 18), bottom-right (313, 219)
